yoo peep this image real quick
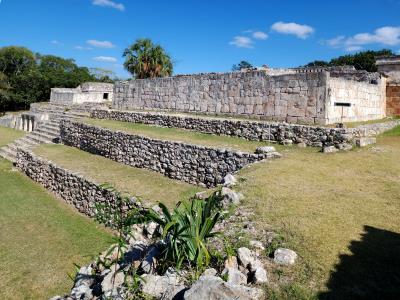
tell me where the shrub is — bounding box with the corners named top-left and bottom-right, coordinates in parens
top-left (144, 193), bottom-right (224, 273)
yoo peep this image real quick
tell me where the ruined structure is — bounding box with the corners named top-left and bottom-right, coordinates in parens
top-left (113, 68), bottom-right (386, 125)
top-left (376, 55), bottom-right (400, 116)
top-left (50, 82), bottom-right (114, 104)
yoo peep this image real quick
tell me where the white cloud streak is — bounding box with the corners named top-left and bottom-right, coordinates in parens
top-left (75, 45), bottom-right (93, 50)
top-left (252, 31), bottom-right (268, 40)
top-left (326, 26), bottom-right (400, 52)
top-left (93, 56), bottom-right (118, 62)
top-left (92, 0), bottom-right (125, 11)
top-left (229, 36), bottom-right (254, 48)
top-left (86, 39), bottom-right (115, 48)
top-left (271, 21), bottom-right (315, 39)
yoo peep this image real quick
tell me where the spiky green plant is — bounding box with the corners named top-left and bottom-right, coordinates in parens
top-left (145, 193), bottom-right (224, 272)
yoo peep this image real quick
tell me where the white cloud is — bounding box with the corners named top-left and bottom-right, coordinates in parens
top-left (75, 45), bottom-right (93, 50)
top-left (346, 26), bottom-right (400, 46)
top-left (51, 40), bottom-right (61, 45)
top-left (92, 0), bottom-right (125, 11)
top-left (252, 31), bottom-right (268, 40)
top-left (93, 56), bottom-right (118, 62)
top-left (271, 21), bottom-right (315, 39)
top-left (86, 39), bottom-right (115, 48)
top-left (345, 46), bottom-right (363, 52)
top-left (229, 36), bottom-right (254, 48)
top-left (326, 26), bottom-right (400, 51)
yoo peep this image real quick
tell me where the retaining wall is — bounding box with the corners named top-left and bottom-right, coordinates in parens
top-left (60, 120), bottom-right (269, 187)
top-left (16, 149), bottom-right (134, 218)
top-left (91, 109), bottom-right (351, 148)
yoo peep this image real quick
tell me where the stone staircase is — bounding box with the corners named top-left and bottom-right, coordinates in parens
top-left (0, 109), bottom-right (88, 163)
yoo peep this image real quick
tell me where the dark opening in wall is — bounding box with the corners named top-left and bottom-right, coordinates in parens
top-left (334, 102), bottom-right (351, 107)
top-left (103, 93), bottom-right (109, 100)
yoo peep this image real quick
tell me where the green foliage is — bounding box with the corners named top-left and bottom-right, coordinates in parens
top-left (0, 45), bottom-right (108, 112)
top-left (0, 46), bottom-right (36, 77)
top-left (123, 38), bottom-right (173, 79)
top-left (232, 60), bottom-right (254, 71)
top-left (144, 193), bottom-right (224, 273)
top-left (265, 234), bottom-right (284, 257)
top-left (305, 49), bottom-right (395, 72)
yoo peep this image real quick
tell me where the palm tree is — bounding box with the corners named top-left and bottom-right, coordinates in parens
top-left (123, 39), bottom-right (173, 79)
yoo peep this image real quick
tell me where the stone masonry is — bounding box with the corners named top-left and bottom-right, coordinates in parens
top-left (60, 120), bottom-right (273, 187)
top-left (113, 70), bottom-right (386, 125)
top-left (91, 109), bottom-right (352, 148)
top-left (16, 149), bottom-right (133, 218)
top-left (386, 84), bottom-right (400, 116)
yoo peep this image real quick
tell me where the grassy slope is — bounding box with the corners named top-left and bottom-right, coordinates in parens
top-left (0, 130), bottom-right (113, 299)
top-left (0, 126), bottom-right (25, 147)
top-left (34, 144), bottom-right (205, 208)
top-left (83, 118), bottom-right (274, 153)
top-left (236, 131), bottom-right (400, 298)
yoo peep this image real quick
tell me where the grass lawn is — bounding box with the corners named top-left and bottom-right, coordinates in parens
top-left (0, 125), bottom-right (25, 147)
top-left (236, 129), bottom-right (400, 298)
top-left (83, 118), bottom-right (275, 153)
top-left (0, 129), bottom-right (113, 299)
top-left (34, 144), bottom-right (206, 208)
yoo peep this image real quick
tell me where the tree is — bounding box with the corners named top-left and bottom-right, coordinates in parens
top-left (0, 72), bottom-right (11, 116)
top-left (89, 68), bottom-right (115, 83)
top-left (232, 60), bottom-right (253, 71)
top-left (0, 46), bottom-right (36, 77)
top-left (123, 39), bottom-right (173, 79)
top-left (304, 60), bottom-right (330, 67)
top-left (304, 49), bottom-right (395, 72)
top-left (0, 46), bottom-right (100, 113)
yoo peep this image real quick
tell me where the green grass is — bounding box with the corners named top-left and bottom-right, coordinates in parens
top-left (236, 127), bottom-right (400, 297)
top-left (34, 144), bottom-right (206, 208)
top-left (83, 118), bottom-right (276, 153)
top-left (0, 160), bottom-right (113, 299)
top-left (342, 116), bottom-right (400, 128)
top-left (0, 126), bottom-right (25, 147)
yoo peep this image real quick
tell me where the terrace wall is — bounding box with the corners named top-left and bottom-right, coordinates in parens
top-left (16, 149), bottom-right (134, 218)
top-left (59, 120), bottom-right (270, 187)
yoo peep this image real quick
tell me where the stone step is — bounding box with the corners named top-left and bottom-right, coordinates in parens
top-left (0, 149), bottom-right (15, 162)
top-left (15, 138), bottom-right (38, 148)
top-left (40, 123), bottom-right (60, 133)
top-left (25, 134), bottom-right (53, 144)
top-left (0, 146), bottom-right (16, 162)
top-left (29, 131), bottom-right (59, 142)
top-left (35, 126), bottom-right (60, 136)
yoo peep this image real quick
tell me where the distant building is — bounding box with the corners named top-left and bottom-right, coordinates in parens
top-left (50, 82), bottom-right (114, 104)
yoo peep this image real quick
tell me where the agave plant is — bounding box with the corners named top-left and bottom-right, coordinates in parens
top-left (145, 193), bottom-right (223, 272)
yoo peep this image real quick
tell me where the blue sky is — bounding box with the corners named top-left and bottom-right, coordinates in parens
top-left (0, 0), bottom-right (399, 78)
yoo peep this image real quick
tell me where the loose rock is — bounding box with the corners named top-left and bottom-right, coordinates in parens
top-left (274, 248), bottom-right (298, 265)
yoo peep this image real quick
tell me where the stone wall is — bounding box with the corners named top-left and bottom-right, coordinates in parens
top-left (113, 71), bottom-right (329, 125)
top-left (60, 120), bottom-right (269, 187)
top-left (91, 109), bottom-right (352, 148)
top-left (386, 84), bottom-right (400, 116)
top-left (113, 70), bottom-right (386, 125)
top-left (50, 82), bottom-right (114, 104)
top-left (326, 77), bottom-right (386, 123)
top-left (16, 149), bottom-right (133, 218)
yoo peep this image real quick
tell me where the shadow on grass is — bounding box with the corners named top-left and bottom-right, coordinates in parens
top-left (319, 225), bottom-right (400, 300)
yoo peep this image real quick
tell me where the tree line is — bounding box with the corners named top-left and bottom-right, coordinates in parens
top-left (0, 46), bottom-right (114, 115)
top-left (0, 40), bottom-right (395, 115)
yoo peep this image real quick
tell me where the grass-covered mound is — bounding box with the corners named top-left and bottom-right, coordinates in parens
top-left (236, 128), bottom-right (400, 298)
